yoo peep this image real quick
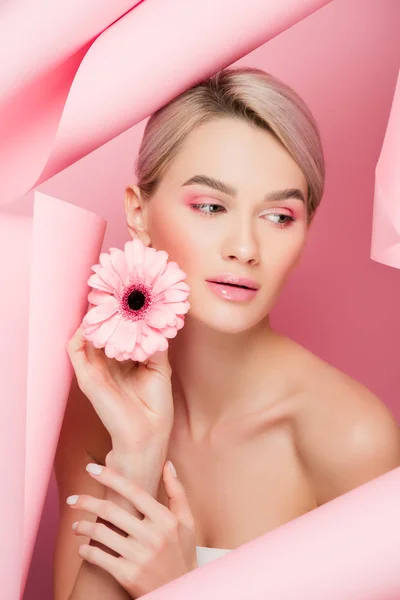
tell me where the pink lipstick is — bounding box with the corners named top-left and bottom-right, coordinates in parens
top-left (206, 281), bottom-right (258, 302)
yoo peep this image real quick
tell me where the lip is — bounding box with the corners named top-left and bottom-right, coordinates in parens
top-left (206, 273), bottom-right (260, 290)
top-left (206, 281), bottom-right (258, 302)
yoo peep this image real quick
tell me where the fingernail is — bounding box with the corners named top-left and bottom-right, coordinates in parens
top-left (86, 463), bottom-right (103, 475)
top-left (66, 495), bottom-right (79, 505)
top-left (72, 521), bottom-right (79, 530)
top-left (168, 461), bottom-right (177, 477)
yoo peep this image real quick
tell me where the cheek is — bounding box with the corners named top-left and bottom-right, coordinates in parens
top-left (148, 212), bottom-right (204, 270)
top-left (266, 235), bottom-right (305, 280)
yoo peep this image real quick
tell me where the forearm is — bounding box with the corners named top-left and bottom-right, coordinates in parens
top-left (68, 440), bottom-right (169, 600)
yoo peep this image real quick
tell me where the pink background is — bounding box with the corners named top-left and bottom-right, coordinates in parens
top-left (15, 0), bottom-right (399, 597)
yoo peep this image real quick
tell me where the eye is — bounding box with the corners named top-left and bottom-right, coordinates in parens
top-left (266, 213), bottom-right (296, 228)
top-left (191, 203), bottom-right (225, 215)
top-left (190, 204), bottom-right (296, 229)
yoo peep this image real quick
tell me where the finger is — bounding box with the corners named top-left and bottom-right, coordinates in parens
top-left (66, 324), bottom-right (106, 390)
top-left (85, 463), bottom-right (170, 524)
top-left (66, 325), bottom-right (104, 400)
top-left (81, 306), bottom-right (113, 370)
top-left (73, 519), bottom-right (134, 559)
top-left (66, 325), bottom-right (89, 371)
top-left (67, 319), bottom-right (108, 370)
top-left (66, 492), bottom-right (154, 546)
top-left (163, 462), bottom-right (196, 530)
top-left (78, 543), bottom-right (139, 588)
top-left (84, 333), bottom-right (111, 370)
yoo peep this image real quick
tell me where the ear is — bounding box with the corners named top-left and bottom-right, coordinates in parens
top-left (124, 184), bottom-right (151, 246)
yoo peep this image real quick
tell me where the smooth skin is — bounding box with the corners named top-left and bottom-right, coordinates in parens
top-left (54, 117), bottom-right (400, 599)
top-left (67, 461), bottom-right (197, 598)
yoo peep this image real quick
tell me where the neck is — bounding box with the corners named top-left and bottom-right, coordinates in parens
top-left (167, 313), bottom-right (284, 443)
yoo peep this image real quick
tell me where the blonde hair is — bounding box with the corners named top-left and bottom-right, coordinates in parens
top-left (134, 66), bottom-right (325, 224)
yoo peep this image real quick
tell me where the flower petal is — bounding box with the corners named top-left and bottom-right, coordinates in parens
top-left (135, 321), bottom-right (143, 346)
top-left (124, 321), bottom-right (138, 354)
top-left (143, 249), bottom-right (169, 283)
top-left (88, 272), bottom-right (115, 294)
top-left (145, 306), bottom-right (168, 329)
top-left (82, 298), bottom-right (119, 326)
top-left (88, 290), bottom-right (113, 305)
top-left (175, 315), bottom-right (185, 330)
top-left (170, 281), bottom-right (191, 293)
top-left (99, 252), bottom-right (113, 269)
top-left (89, 313), bottom-right (122, 347)
top-left (157, 288), bottom-right (190, 303)
top-left (160, 325), bottom-right (179, 338)
top-left (109, 247), bottom-right (130, 286)
top-left (152, 264), bottom-right (187, 296)
top-left (106, 316), bottom-right (137, 354)
top-left (92, 265), bottom-right (123, 295)
top-left (146, 304), bottom-right (177, 328)
top-left (162, 301), bottom-right (190, 315)
top-left (125, 238), bottom-right (146, 280)
top-left (104, 343), bottom-right (118, 359)
top-left (131, 343), bottom-right (148, 362)
top-left (153, 333), bottom-right (169, 352)
top-left (140, 322), bottom-right (163, 356)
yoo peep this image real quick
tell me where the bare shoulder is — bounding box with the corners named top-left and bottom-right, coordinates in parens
top-left (286, 343), bottom-right (400, 505)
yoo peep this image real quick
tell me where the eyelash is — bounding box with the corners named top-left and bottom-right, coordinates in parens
top-left (190, 203), bottom-right (296, 229)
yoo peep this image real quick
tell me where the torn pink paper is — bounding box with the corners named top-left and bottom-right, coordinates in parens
top-left (0, 0), bottom-right (333, 206)
top-left (0, 192), bottom-right (106, 599)
top-left (370, 69), bottom-right (400, 269)
top-left (0, 0), bottom-right (143, 207)
top-left (0, 214), bottom-right (31, 600)
top-left (0, 0), bottom-right (142, 107)
top-left (140, 467), bottom-right (400, 600)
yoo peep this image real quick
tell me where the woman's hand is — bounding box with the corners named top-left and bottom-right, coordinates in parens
top-left (66, 324), bottom-right (175, 454)
top-left (66, 460), bottom-right (198, 598)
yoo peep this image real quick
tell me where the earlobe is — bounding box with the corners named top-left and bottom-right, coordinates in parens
top-left (124, 185), bottom-right (151, 246)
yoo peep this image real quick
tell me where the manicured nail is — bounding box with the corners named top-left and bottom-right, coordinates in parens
top-left (86, 463), bottom-right (103, 475)
top-left (168, 461), bottom-right (177, 477)
top-left (72, 521), bottom-right (79, 530)
top-left (66, 495), bottom-right (79, 505)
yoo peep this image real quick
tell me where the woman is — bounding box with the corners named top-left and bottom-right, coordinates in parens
top-left (54, 66), bottom-right (400, 599)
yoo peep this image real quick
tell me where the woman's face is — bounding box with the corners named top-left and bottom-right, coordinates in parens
top-left (125, 117), bottom-right (309, 333)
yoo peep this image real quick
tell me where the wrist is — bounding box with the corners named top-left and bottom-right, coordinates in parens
top-left (106, 440), bottom-right (170, 493)
top-left (112, 432), bottom-right (171, 462)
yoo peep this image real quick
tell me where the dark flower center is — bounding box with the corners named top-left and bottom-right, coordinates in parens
top-left (121, 280), bottom-right (154, 322)
top-left (127, 290), bottom-right (146, 311)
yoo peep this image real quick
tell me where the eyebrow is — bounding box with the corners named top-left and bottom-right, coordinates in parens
top-left (182, 174), bottom-right (306, 204)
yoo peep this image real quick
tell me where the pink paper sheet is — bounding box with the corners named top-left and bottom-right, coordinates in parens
top-left (0, 0), bottom-right (333, 205)
top-left (370, 68), bottom-right (400, 269)
top-left (0, 215), bottom-right (31, 600)
top-left (141, 467), bottom-right (400, 600)
top-left (0, 193), bottom-right (106, 600)
top-left (0, 0), bottom-right (142, 107)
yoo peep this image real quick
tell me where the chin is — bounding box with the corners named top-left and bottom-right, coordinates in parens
top-left (188, 304), bottom-right (268, 335)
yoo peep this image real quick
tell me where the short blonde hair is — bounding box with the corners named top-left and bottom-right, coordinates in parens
top-left (134, 66), bottom-right (325, 224)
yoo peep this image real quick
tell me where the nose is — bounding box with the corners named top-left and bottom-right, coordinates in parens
top-left (221, 214), bottom-right (260, 266)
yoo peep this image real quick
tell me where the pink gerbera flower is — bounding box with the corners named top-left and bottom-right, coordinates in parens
top-left (81, 237), bottom-right (191, 362)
